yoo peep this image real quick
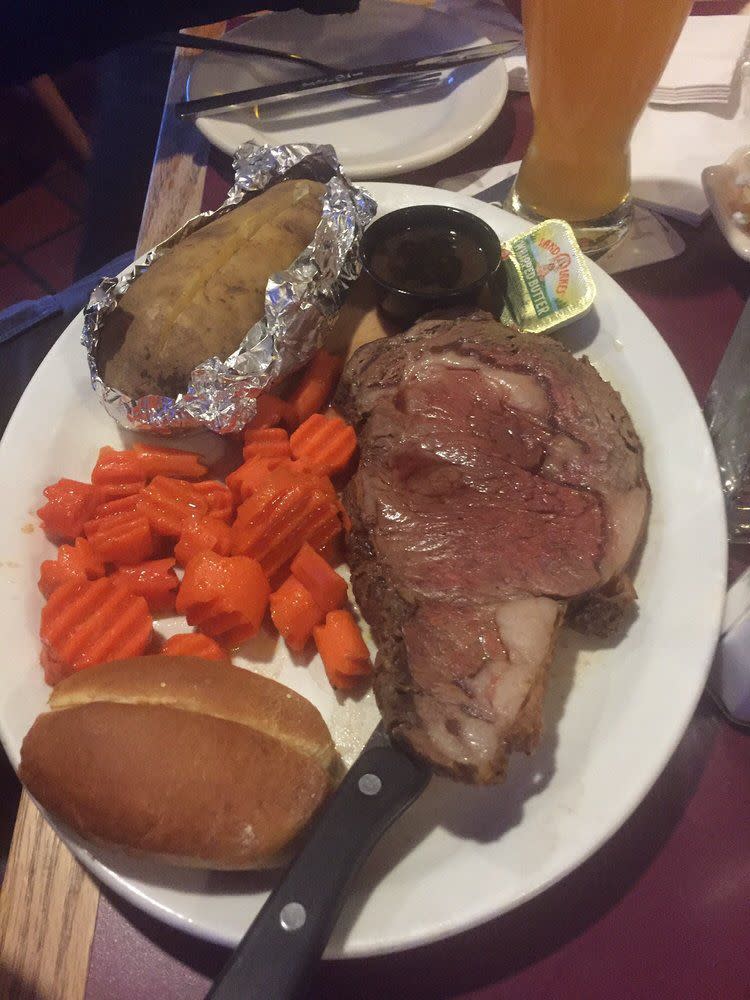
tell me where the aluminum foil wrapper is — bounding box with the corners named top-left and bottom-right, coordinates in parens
top-left (705, 296), bottom-right (750, 542)
top-left (82, 142), bottom-right (376, 434)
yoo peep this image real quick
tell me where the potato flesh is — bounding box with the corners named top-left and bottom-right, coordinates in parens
top-left (101, 180), bottom-right (326, 399)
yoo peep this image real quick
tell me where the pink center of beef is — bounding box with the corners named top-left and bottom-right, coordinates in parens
top-left (365, 362), bottom-right (605, 602)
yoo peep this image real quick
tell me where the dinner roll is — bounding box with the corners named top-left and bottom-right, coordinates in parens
top-left (20, 656), bottom-right (336, 869)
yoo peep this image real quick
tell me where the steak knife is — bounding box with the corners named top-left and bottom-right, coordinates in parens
top-left (206, 725), bottom-right (430, 1000)
top-left (176, 40), bottom-right (520, 119)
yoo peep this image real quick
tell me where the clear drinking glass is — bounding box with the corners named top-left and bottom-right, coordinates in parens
top-left (506, 0), bottom-right (693, 255)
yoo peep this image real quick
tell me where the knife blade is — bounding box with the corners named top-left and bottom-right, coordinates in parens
top-left (704, 295), bottom-right (750, 542)
top-left (176, 40), bottom-right (520, 119)
top-left (206, 724), bottom-right (430, 1000)
top-left (157, 31), bottom-right (332, 74)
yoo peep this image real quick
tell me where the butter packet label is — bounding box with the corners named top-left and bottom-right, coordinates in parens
top-left (499, 219), bottom-right (596, 335)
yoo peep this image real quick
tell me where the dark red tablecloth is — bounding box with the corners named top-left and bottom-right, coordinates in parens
top-left (0, 5), bottom-right (744, 996)
top-left (81, 84), bottom-right (750, 1000)
top-left (84, 701), bottom-right (750, 1000)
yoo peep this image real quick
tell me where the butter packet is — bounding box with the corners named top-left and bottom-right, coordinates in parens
top-left (499, 219), bottom-right (595, 334)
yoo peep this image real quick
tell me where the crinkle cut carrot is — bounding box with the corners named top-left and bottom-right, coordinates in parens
top-left (88, 491), bottom-right (142, 522)
top-left (174, 514), bottom-right (232, 567)
top-left (137, 476), bottom-right (208, 537)
top-left (283, 458), bottom-right (316, 477)
top-left (37, 478), bottom-right (97, 542)
top-left (232, 467), bottom-right (313, 530)
top-left (175, 551), bottom-right (270, 647)
top-left (90, 481), bottom-right (143, 512)
top-left (232, 468), bottom-right (341, 554)
top-left (111, 558), bottom-right (179, 613)
top-left (287, 351), bottom-right (344, 425)
top-left (247, 393), bottom-right (298, 431)
top-left (38, 537), bottom-right (105, 599)
top-left (269, 576), bottom-right (324, 652)
top-left (313, 610), bottom-right (372, 690)
top-left (226, 457), bottom-right (284, 504)
top-left (183, 600), bottom-right (244, 634)
top-left (176, 558), bottom-right (267, 648)
top-left (90, 446), bottom-right (145, 487)
top-left (259, 499), bottom-right (342, 582)
top-left (289, 413), bottom-right (357, 477)
top-left (131, 442), bottom-right (207, 480)
top-left (231, 470), bottom-right (342, 581)
top-left (232, 480), bottom-right (310, 557)
top-left (290, 543), bottom-right (348, 613)
top-left (233, 466), bottom-right (337, 529)
top-left (193, 480), bottom-right (234, 522)
top-left (242, 427), bottom-right (291, 463)
top-left (84, 508), bottom-right (155, 566)
top-left (41, 647), bottom-right (68, 687)
top-left (229, 456), bottom-right (321, 503)
top-left (40, 577), bottom-right (152, 683)
top-left (163, 632), bottom-right (227, 660)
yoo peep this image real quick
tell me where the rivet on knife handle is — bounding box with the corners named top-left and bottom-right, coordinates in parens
top-left (206, 729), bottom-right (430, 1000)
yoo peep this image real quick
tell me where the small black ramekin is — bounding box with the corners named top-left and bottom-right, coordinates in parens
top-left (360, 204), bottom-right (505, 322)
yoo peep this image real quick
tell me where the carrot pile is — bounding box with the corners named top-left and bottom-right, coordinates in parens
top-left (35, 349), bottom-right (372, 691)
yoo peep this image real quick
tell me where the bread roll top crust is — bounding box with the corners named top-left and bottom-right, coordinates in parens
top-left (49, 655), bottom-right (335, 771)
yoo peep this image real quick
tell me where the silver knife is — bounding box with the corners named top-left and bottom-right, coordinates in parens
top-left (176, 40), bottom-right (520, 119)
top-left (704, 295), bottom-right (750, 542)
top-left (206, 723), bottom-right (430, 1000)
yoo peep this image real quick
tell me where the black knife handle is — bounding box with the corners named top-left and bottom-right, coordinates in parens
top-left (206, 744), bottom-right (430, 1000)
top-left (155, 32), bottom-right (332, 74)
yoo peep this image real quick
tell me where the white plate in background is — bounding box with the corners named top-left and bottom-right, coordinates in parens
top-left (0, 184), bottom-right (726, 956)
top-left (187, 0), bottom-right (510, 178)
top-left (703, 145), bottom-right (750, 262)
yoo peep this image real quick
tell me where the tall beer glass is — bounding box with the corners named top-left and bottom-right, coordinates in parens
top-left (507, 0), bottom-right (692, 254)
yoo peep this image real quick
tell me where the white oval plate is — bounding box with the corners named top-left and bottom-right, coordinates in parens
top-left (0, 183), bottom-right (726, 958)
top-left (187, 0), bottom-right (509, 178)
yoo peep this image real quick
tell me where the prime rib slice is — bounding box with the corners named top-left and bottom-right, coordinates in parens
top-left (336, 311), bottom-right (649, 783)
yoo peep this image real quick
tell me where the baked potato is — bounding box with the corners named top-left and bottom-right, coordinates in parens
top-left (98, 179), bottom-right (326, 399)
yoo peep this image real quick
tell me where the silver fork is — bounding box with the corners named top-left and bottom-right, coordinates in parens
top-left (164, 32), bottom-right (444, 100)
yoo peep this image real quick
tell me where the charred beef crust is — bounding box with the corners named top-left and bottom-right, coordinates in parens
top-left (565, 573), bottom-right (639, 637)
top-left (342, 480), bottom-right (418, 762)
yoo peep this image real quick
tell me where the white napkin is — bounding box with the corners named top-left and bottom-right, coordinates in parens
top-left (437, 162), bottom-right (686, 274)
top-left (450, 9), bottom-right (750, 106)
top-left (652, 16), bottom-right (750, 106)
top-left (631, 91), bottom-right (749, 223)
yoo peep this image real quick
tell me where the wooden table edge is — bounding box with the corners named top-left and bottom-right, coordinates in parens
top-left (0, 22), bottom-right (224, 1000)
